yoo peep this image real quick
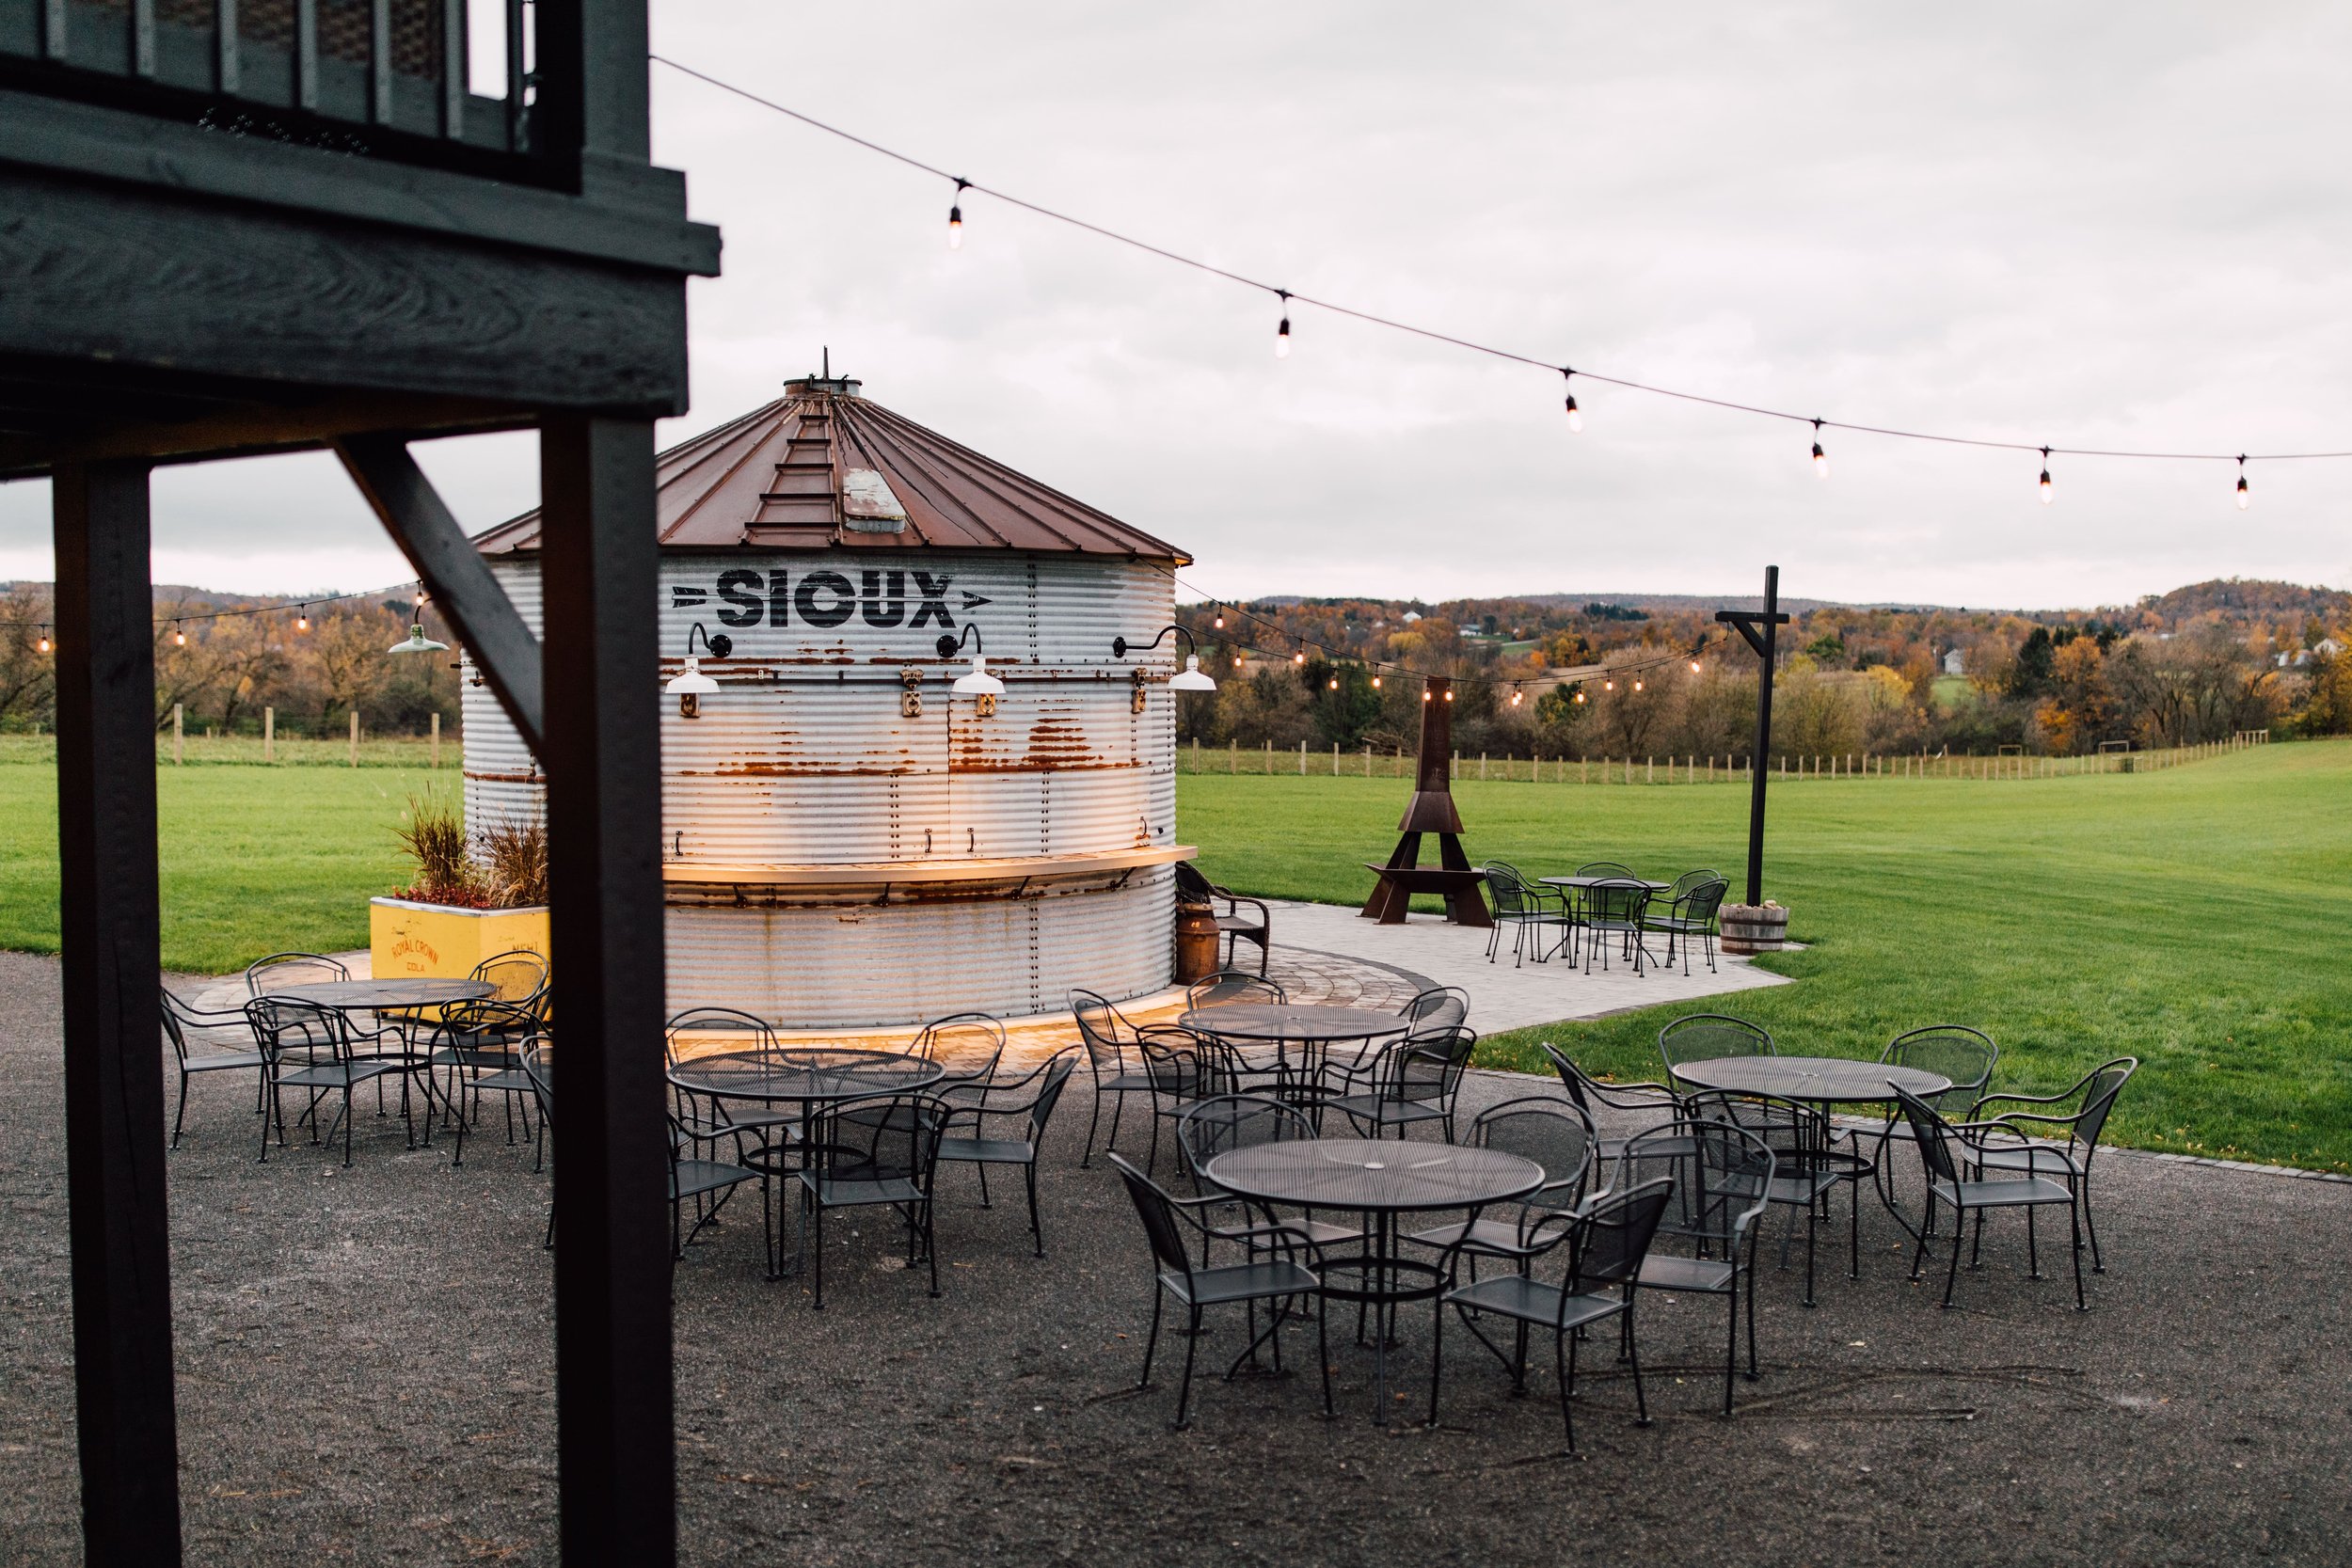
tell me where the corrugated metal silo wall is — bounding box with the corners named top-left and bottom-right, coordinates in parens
top-left (462, 550), bottom-right (1184, 1024)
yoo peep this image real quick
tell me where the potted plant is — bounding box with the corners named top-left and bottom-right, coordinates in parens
top-left (371, 790), bottom-right (550, 979)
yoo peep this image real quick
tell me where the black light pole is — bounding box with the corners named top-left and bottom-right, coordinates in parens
top-left (1715, 565), bottom-right (1792, 907)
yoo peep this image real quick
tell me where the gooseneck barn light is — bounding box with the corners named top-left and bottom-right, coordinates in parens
top-left (1109, 624), bottom-right (1218, 691)
top-left (388, 594), bottom-right (447, 655)
top-left (665, 622), bottom-right (730, 718)
top-left (939, 623), bottom-right (1006, 697)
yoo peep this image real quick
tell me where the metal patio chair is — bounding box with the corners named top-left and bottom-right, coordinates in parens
top-left (1405, 1097), bottom-right (1597, 1267)
top-left (424, 998), bottom-right (546, 1164)
top-left (1871, 1026), bottom-right (1998, 1218)
top-left (1658, 1014), bottom-right (1775, 1083)
top-left (521, 1041), bottom-right (556, 1250)
top-left (1893, 1084), bottom-right (2088, 1311)
top-left (161, 988), bottom-right (271, 1148)
top-left (791, 1090), bottom-right (957, 1309)
top-left (1581, 879), bottom-right (1654, 974)
top-left (1132, 1024), bottom-right (1238, 1177)
top-left (1175, 1093), bottom-right (1370, 1262)
top-left (1687, 1088), bottom-right (1870, 1307)
top-left (1644, 877), bottom-right (1728, 975)
top-left (935, 1053), bottom-right (1078, 1257)
top-left (1966, 1056), bottom-right (2137, 1273)
top-left (1480, 862), bottom-right (1574, 967)
top-left (1109, 1153), bottom-right (1330, 1431)
top-left (914, 1011), bottom-right (1008, 1104)
top-left (248, 995), bottom-right (412, 1167)
top-left (663, 1006), bottom-right (795, 1169)
top-left (1176, 861), bottom-right (1274, 975)
top-left (1541, 1041), bottom-right (1685, 1165)
top-left (1614, 1118), bottom-right (1774, 1414)
top-left (1329, 1026), bottom-right (1478, 1142)
top-left (1071, 989), bottom-right (1155, 1169)
top-left (1430, 1177), bottom-right (1675, 1449)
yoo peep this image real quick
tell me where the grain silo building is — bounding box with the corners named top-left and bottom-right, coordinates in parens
top-left (463, 373), bottom-right (1197, 1026)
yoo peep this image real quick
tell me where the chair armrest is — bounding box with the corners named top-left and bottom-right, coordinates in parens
top-left (1967, 1088), bottom-right (2072, 1117)
top-left (1216, 887), bottom-right (1271, 926)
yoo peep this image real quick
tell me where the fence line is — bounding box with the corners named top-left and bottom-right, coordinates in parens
top-left (1177, 733), bottom-right (2269, 783)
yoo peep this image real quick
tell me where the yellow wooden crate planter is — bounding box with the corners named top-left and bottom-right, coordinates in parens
top-left (370, 897), bottom-right (549, 981)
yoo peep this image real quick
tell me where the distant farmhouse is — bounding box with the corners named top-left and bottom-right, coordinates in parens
top-left (1942, 647), bottom-right (1966, 676)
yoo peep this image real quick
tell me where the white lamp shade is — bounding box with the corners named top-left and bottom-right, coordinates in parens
top-left (952, 655), bottom-right (1006, 697)
top-left (664, 655), bottom-right (720, 696)
top-left (1168, 654), bottom-right (1217, 691)
top-left (389, 623), bottom-right (449, 654)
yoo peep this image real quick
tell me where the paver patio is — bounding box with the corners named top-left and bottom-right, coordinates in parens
top-left (6, 950), bottom-right (2347, 1565)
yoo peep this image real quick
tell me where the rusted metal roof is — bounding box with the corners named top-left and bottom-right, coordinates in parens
top-left (473, 375), bottom-right (1189, 561)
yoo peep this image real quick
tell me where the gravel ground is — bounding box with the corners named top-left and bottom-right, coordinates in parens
top-left (4, 949), bottom-right (2349, 1566)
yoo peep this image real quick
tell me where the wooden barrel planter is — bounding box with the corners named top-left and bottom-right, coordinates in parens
top-left (1720, 904), bottom-right (1789, 955)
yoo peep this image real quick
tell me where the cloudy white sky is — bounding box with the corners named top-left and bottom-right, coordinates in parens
top-left (7, 1), bottom-right (2352, 608)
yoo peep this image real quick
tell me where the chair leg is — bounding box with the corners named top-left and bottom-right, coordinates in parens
top-left (171, 1070), bottom-right (189, 1148)
top-left (1316, 1295), bottom-right (1334, 1419)
top-left (1138, 1288), bottom-right (1164, 1389)
top-left (1174, 1307), bottom-right (1201, 1431)
top-left (1025, 1163), bottom-right (1043, 1258)
top-left (1941, 1206), bottom-right (1966, 1307)
top-left (2026, 1202), bottom-right (2041, 1280)
top-left (1425, 1291), bottom-right (1445, 1428)
top-left (925, 1197), bottom-right (941, 1298)
top-left (1723, 1278), bottom-right (1739, 1416)
top-left (1554, 1327), bottom-right (1578, 1455)
top-left (2067, 1198), bottom-right (2087, 1310)
top-left (1625, 1305), bottom-right (1651, 1427)
top-left (1082, 1085), bottom-right (1104, 1170)
top-left (812, 1200), bottom-right (826, 1310)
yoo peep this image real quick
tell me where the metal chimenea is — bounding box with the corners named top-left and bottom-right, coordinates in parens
top-left (1, 6), bottom-right (715, 1561)
top-left (1359, 675), bottom-right (1491, 927)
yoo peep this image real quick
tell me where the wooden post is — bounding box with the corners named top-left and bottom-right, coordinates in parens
top-left (1332, 742), bottom-right (1339, 777)
top-left (263, 705), bottom-right (274, 763)
top-left (432, 710), bottom-right (442, 768)
top-left (53, 459), bottom-right (183, 1565)
top-left (170, 703), bottom-right (182, 765)
top-left (537, 418), bottom-right (675, 1566)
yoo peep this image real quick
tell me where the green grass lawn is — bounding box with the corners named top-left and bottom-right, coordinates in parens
top-left (1183, 742), bottom-right (2352, 1173)
top-left (0, 760), bottom-right (449, 974)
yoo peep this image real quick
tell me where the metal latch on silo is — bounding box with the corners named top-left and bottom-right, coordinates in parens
top-left (900, 666), bottom-right (924, 718)
top-left (1131, 666), bottom-right (1149, 715)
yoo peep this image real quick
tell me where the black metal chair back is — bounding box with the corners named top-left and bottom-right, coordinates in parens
top-left (1659, 1013), bottom-right (1774, 1073)
top-left (1575, 862), bottom-right (1635, 879)
top-left (1184, 971), bottom-right (1287, 1010)
top-left (1673, 879), bottom-right (1729, 925)
top-left (1111, 1153), bottom-right (1204, 1282)
top-left (1467, 1097), bottom-right (1597, 1224)
top-left (161, 989), bottom-right (247, 1064)
top-left (663, 1006), bottom-right (777, 1064)
top-left (1891, 1084), bottom-right (1963, 1185)
top-left (1583, 879), bottom-right (1650, 930)
top-left (1882, 1025), bottom-right (1996, 1112)
top-left (1669, 868), bottom-right (1724, 899)
top-left (1385, 1026), bottom-right (1476, 1108)
top-left (915, 1013), bottom-right (1007, 1085)
top-left (1398, 985), bottom-right (1470, 1037)
top-left (1616, 1119), bottom-right (1772, 1250)
top-left (1175, 1093), bottom-right (1312, 1181)
top-left (1561, 1177), bottom-right (1674, 1299)
top-left (245, 951), bottom-right (349, 997)
top-left (471, 948), bottom-right (548, 1006)
top-left (1136, 1025), bottom-right (1227, 1101)
top-left (245, 995), bottom-right (343, 1064)
top-left (2073, 1058), bottom-right (2137, 1148)
top-left (1070, 990), bottom-right (1134, 1065)
top-left (1023, 1055), bottom-right (1078, 1143)
top-left (1481, 863), bottom-right (1533, 919)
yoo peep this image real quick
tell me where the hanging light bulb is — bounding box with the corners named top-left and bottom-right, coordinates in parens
top-left (1422, 689), bottom-right (1433, 703)
top-left (1561, 368), bottom-right (1583, 434)
top-left (1232, 655), bottom-right (1244, 669)
top-left (1573, 689), bottom-right (1585, 705)
top-left (1690, 658), bottom-right (1703, 674)
top-left (173, 622), bottom-right (186, 647)
top-left (1633, 678), bottom-right (1645, 692)
top-left (1510, 687), bottom-right (1523, 707)
top-left (1604, 678), bottom-right (1614, 691)
top-left (2038, 448), bottom-right (2054, 505)
top-left (2235, 455), bottom-right (2250, 511)
top-left (1811, 419), bottom-right (1828, 479)
top-left (1371, 673), bottom-right (1382, 689)
top-left (1442, 689), bottom-right (1454, 703)
top-left (1327, 676), bottom-right (1339, 690)
top-left (1274, 291), bottom-right (1292, 359)
top-left (1213, 610), bottom-right (1226, 630)
top-left (38, 626), bottom-right (52, 655)
top-left (1293, 646), bottom-right (1305, 665)
top-left (946, 177), bottom-right (969, 249)
top-left (296, 605), bottom-right (310, 632)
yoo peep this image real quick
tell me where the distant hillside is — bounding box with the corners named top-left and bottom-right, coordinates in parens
top-left (2137, 578), bottom-right (2352, 623)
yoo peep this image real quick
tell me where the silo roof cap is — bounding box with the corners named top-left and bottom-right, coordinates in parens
top-left (473, 375), bottom-right (1189, 561)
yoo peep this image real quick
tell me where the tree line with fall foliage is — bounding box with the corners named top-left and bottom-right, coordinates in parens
top-left (1173, 578), bottom-right (2352, 760)
top-left (0, 583), bottom-right (458, 736)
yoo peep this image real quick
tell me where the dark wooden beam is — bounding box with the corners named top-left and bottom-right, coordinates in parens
top-left (0, 166), bottom-right (693, 418)
top-left (1716, 566), bottom-right (1790, 906)
top-left (52, 458), bottom-right (183, 1567)
top-left (537, 417), bottom-right (675, 1566)
top-left (336, 434), bottom-right (545, 754)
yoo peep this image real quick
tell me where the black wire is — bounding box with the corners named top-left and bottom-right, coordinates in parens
top-left (651, 55), bottom-right (2352, 468)
top-left (0, 581), bottom-right (421, 631)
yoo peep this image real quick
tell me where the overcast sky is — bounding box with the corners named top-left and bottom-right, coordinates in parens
top-left (7, 1), bottom-right (2351, 609)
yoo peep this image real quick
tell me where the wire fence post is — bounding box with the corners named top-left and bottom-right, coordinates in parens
top-left (263, 706), bottom-right (274, 764)
top-left (349, 710), bottom-right (359, 767)
top-left (171, 703), bottom-right (182, 765)
top-left (432, 711), bottom-right (442, 768)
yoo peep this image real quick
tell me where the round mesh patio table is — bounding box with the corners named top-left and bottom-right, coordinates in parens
top-left (1206, 1137), bottom-right (1544, 1424)
top-left (262, 978), bottom-right (495, 1009)
top-left (1179, 1005), bottom-right (1408, 1101)
top-left (665, 1048), bottom-right (946, 1105)
top-left (1666, 1055), bottom-right (1948, 1103)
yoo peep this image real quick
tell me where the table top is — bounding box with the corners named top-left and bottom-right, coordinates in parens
top-left (1539, 874), bottom-right (1671, 891)
top-left (1178, 1005), bottom-right (1413, 1044)
top-left (665, 1048), bottom-right (946, 1103)
top-left (1206, 1138), bottom-right (1546, 1213)
top-left (1668, 1054), bottom-right (1950, 1103)
top-left (261, 978), bottom-right (497, 1009)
